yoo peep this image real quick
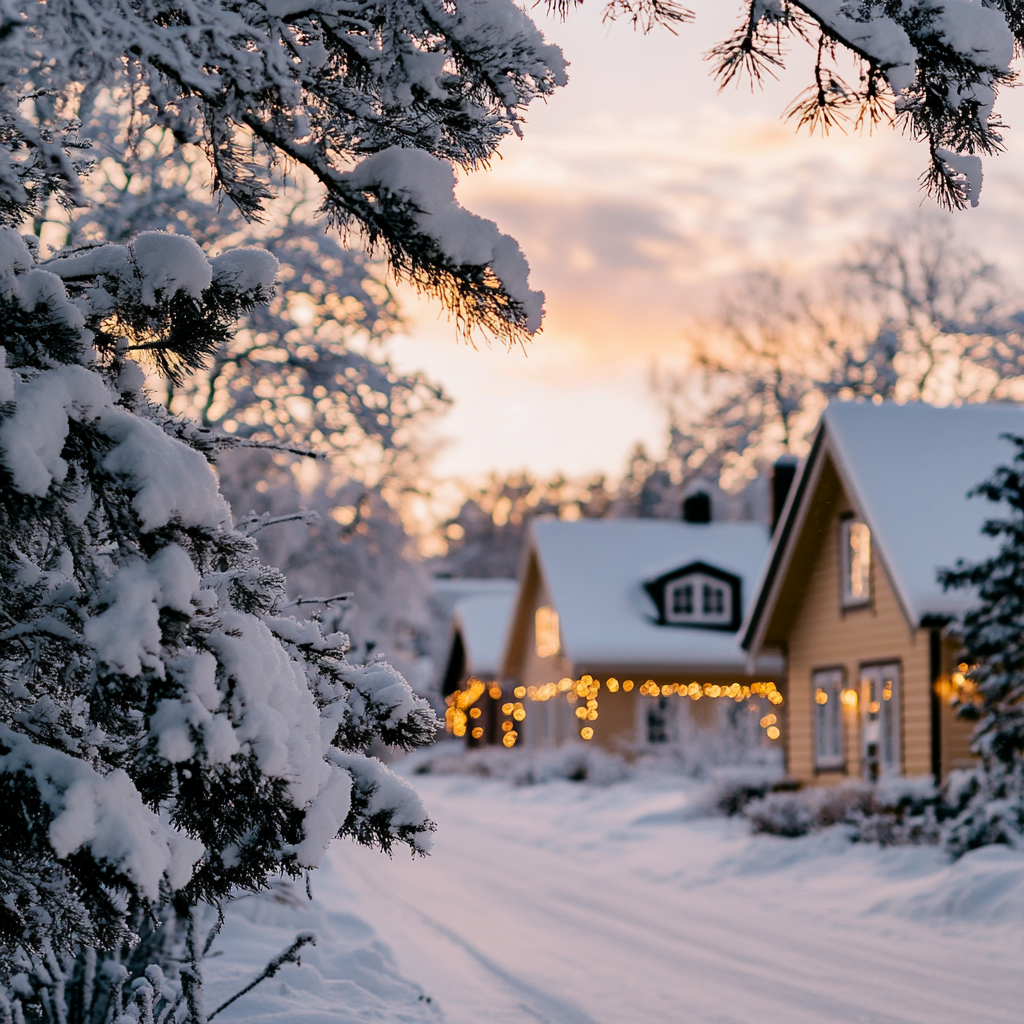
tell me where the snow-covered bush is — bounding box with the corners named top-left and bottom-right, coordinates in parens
top-left (940, 437), bottom-right (1024, 856)
top-left (409, 740), bottom-right (629, 787)
top-left (743, 779), bottom-right (942, 845)
top-left (0, 228), bottom-right (438, 1019)
top-left (707, 769), bottom-right (794, 818)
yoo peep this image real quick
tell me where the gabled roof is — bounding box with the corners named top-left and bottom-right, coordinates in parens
top-left (743, 401), bottom-right (1024, 653)
top-left (520, 519), bottom-right (776, 674)
top-left (451, 589), bottom-right (516, 678)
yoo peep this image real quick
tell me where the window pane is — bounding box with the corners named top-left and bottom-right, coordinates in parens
top-left (813, 668), bottom-right (844, 769)
top-left (841, 519), bottom-right (872, 606)
top-left (535, 606), bottom-right (560, 658)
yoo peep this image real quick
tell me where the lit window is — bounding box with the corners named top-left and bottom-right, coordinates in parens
top-left (841, 519), bottom-right (871, 607)
top-left (861, 663), bottom-right (901, 781)
top-left (665, 574), bottom-right (732, 626)
top-left (535, 605), bottom-right (560, 658)
top-left (812, 667), bottom-right (844, 770)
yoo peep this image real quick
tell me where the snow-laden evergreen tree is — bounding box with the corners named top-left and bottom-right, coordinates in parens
top-left (699, 0), bottom-right (1022, 209)
top-left (1, 0), bottom-right (566, 338)
top-left (0, 228), bottom-right (439, 1020)
top-left (39, 99), bottom-right (449, 683)
top-left (940, 437), bottom-right (1024, 855)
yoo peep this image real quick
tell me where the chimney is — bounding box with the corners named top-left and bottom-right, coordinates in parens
top-left (682, 490), bottom-right (711, 524)
top-left (771, 457), bottom-right (797, 533)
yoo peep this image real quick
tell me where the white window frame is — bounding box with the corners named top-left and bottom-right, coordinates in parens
top-left (664, 573), bottom-right (733, 627)
top-left (860, 662), bottom-right (902, 780)
top-left (812, 667), bottom-right (845, 770)
top-left (840, 517), bottom-right (872, 608)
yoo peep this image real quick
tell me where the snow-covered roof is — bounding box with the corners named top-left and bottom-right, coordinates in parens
top-left (745, 401), bottom-right (1024, 649)
top-left (452, 591), bottom-right (516, 678)
top-left (527, 519), bottom-right (777, 674)
top-left (827, 401), bottom-right (1024, 622)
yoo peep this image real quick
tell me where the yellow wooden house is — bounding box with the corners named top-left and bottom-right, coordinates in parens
top-left (742, 401), bottom-right (1024, 785)
top-left (494, 518), bottom-right (783, 752)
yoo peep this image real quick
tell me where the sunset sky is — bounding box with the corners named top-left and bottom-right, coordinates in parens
top-left (390, 1), bottom-right (1024, 482)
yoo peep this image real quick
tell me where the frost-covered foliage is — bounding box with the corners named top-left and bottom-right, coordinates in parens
top-left (46, 99), bottom-right (447, 697)
top-left (0, 227), bottom-right (439, 1016)
top-left (940, 437), bottom-right (1024, 856)
top-left (650, 220), bottom-right (1024, 496)
top-left (0, 0), bottom-right (567, 338)
top-left (433, 471), bottom-right (615, 577)
top-left (57, 100), bottom-right (448, 464)
top-left (216, 449), bottom-right (436, 688)
top-left (703, 0), bottom-right (1021, 209)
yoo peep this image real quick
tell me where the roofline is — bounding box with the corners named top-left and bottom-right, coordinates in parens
top-left (741, 425), bottom-right (826, 655)
top-left (742, 411), bottom-right (920, 659)
top-left (825, 419), bottom-right (918, 633)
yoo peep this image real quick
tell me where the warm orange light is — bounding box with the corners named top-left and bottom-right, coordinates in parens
top-left (501, 720), bottom-right (514, 733)
top-left (502, 732), bottom-right (517, 748)
top-left (514, 685), bottom-right (526, 699)
top-left (868, 700), bottom-right (881, 714)
top-left (760, 714), bottom-right (777, 728)
top-left (841, 688), bottom-right (858, 708)
top-left (768, 691), bottom-right (784, 706)
top-left (558, 677), bottom-right (573, 691)
top-left (469, 707), bottom-right (482, 719)
top-left (501, 702), bottom-right (514, 715)
top-left (535, 605), bottom-right (561, 658)
top-left (815, 688), bottom-right (828, 705)
top-left (513, 708), bottom-right (526, 722)
top-left (489, 685), bottom-right (502, 700)
top-left (766, 726), bottom-right (781, 740)
top-left (575, 706), bottom-right (588, 719)
top-left (623, 680), bottom-right (634, 692)
top-left (471, 727), bottom-right (483, 739)
top-left (580, 727), bottom-right (594, 740)
top-left (606, 678), bottom-right (619, 692)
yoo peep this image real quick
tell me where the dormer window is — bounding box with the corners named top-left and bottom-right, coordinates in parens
top-left (644, 562), bottom-right (742, 631)
top-left (666, 574), bottom-right (732, 626)
top-left (840, 518), bottom-right (871, 608)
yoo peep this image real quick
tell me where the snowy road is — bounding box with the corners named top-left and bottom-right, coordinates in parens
top-left (318, 772), bottom-right (1024, 1024)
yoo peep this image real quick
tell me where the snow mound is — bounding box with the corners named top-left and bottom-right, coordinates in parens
top-left (875, 844), bottom-right (1024, 927)
top-left (204, 883), bottom-right (439, 1024)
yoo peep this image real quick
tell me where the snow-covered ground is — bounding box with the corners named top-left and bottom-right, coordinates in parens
top-left (209, 765), bottom-right (1024, 1023)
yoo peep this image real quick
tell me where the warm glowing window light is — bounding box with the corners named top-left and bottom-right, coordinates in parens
top-left (535, 606), bottom-right (561, 658)
top-left (841, 519), bottom-right (872, 606)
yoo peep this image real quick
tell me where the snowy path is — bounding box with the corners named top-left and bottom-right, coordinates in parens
top-left (318, 773), bottom-right (1024, 1024)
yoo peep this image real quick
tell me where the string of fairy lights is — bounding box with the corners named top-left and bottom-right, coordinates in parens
top-left (444, 675), bottom-right (785, 747)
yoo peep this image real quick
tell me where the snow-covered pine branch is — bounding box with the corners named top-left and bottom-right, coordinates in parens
top-left (704, 1), bottom-right (1018, 210)
top-left (0, 0), bottom-right (567, 338)
top-left (0, 227), bottom-right (439, 996)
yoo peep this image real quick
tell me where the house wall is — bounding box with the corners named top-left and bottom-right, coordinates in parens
top-left (937, 635), bottom-right (981, 776)
top-left (503, 551), bottom-right (781, 755)
top-left (782, 457), bottom-right (932, 784)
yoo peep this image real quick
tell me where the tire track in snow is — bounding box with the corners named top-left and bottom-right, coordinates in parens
top-left (347, 855), bottom-right (604, 1024)
top-left (334, 780), bottom-right (1023, 1023)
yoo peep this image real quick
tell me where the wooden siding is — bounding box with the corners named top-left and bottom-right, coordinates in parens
top-left (500, 548), bottom-right (779, 754)
top-left (773, 455), bottom-right (933, 784)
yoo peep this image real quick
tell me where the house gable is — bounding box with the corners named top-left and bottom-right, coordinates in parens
top-left (643, 561), bottom-right (742, 632)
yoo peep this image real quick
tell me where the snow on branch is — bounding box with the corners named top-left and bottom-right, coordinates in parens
top-left (708, 0), bottom-right (1019, 209)
top-left (0, 0), bottom-right (565, 337)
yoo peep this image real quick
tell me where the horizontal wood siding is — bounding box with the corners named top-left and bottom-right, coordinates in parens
top-left (782, 456), bottom-right (931, 784)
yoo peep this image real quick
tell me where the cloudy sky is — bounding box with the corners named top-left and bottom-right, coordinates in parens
top-left (390, 1), bottom-right (1024, 482)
